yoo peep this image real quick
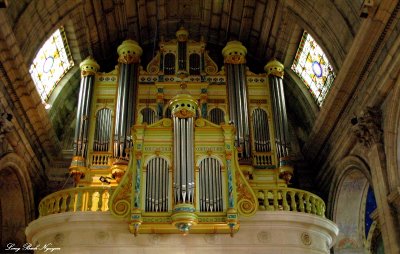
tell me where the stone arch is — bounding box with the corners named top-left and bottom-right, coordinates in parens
top-left (0, 153), bottom-right (34, 246)
top-left (329, 155), bottom-right (375, 253)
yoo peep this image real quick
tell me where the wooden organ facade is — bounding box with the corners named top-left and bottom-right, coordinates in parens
top-left (68, 27), bottom-right (295, 236)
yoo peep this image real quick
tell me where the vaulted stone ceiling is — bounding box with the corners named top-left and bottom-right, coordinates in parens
top-left (2, 0), bottom-right (380, 179)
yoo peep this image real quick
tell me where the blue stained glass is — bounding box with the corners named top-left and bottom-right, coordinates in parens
top-left (365, 186), bottom-right (377, 238)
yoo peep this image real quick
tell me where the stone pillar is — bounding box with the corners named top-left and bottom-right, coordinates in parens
top-left (222, 41), bottom-right (251, 160)
top-left (70, 56), bottom-right (99, 183)
top-left (265, 59), bottom-right (293, 183)
top-left (352, 107), bottom-right (400, 253)
top-left (112, 40), bottom-right (142, 181)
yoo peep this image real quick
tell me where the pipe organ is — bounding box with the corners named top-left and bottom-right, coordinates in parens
top-left (69, 27), bottom-right (294, 235)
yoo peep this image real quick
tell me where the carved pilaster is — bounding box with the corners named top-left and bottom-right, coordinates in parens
top-left (351, 107), bottom-right (383, 148)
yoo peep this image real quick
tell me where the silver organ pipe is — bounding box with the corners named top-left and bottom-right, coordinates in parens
top-left (74, 57), bottom-right (99, 159)
top-left (199, 157), bottom-right (223, 212)
top-left (114, 40), bottom-right (142, 159)
top-left (145, 157), bottom-right (169, 212)
top-left (223, 41), bottom-right (251, 159)
top-left (189, 54), bottom-right (200, 75)
top-left (253, 108), bottom-right (271, 152)
top-left (265, 60), bottom-right (290, 162)
top-left (141, 107), bottom-right (156, 125)
top-left (164, 53), bottom-right (175, 75)
top-left (176, 27), bottom-right (188, 71)
top-left (170, 94), bottom-right (197, 205)
top-left (209, 108), bottom-right (225, 125)
top-left (178, 41), bottom-right (187, 71)
top-left (93, 108), bottom-right (112, 152)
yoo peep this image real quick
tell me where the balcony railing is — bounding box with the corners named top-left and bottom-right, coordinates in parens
top-left (252, 152), bottom-right (274, 168)
top-left (38, 186), bottom-right (325, 218)
top-left (38, 187), bottom-right (112, 217)
top-left (90, 152), bottom-right (112, 167)
top-left (256, 187), bottom-right (326, 217)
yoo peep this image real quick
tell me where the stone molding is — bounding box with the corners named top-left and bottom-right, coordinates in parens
top-left (26, 211), bottom-right (338, 254)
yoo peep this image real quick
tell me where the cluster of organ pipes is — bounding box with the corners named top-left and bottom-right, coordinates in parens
top-left (253, 108), bottom-right (271, 152)
top-left (113, 62), bottom-right (139, 159)
top-left (178, 41), bottom-right (187, 70)
top-left (145, 157), bottom-right (169, 212)
top-left (199, 157), bottom-right (223, 212)
top-left (140, 107), bottom-right (156, 125)
top-left (269, 75), bottom-right (290, 160)
top-left (93, 108), bottom-right (112, 152)
top-left (173, 117), bottom-right (195, 204)
top-left (209, 108), bottom-right (225, 125)
top-left (74, 74), bottom-right (94, 158)
top-left (225, 64), bottom-right (251, 159)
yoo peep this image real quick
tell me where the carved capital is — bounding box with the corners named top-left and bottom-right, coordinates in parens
top-left (388, 187), bottom-right (400, 213)
top-left (351, 107), bottom-right (383, 148)
top-left (0, 111), bottom-right (13, 142)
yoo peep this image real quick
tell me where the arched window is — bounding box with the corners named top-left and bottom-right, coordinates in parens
top-left (164, 53), bottom-right (175, 75)
top-left (209, 108), bottom-right (225, 125)
top-left (145, 157), bottom-right (169, 212)
top-left (252, 108), bottom-right (271, 152)
top-left (93, 108), bottom-right (112, 151)
top-left (199, 157), bottom-right (223, 212)
top-left (189, 53), bottom-right (201, 75)
top-left (291, 32), bottom-right (335, 106)
top-left (29, 27), bottom-right (74, 104)
top-left (141, 107), bottom-right (156, 124)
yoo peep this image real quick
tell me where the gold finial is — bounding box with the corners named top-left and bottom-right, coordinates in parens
top-left (222, 41), bottom-right (247, 64)
top-left (117, 40), bottom-right (143, 64)
top-left (265, 58), bottom-right (284, 78)
top-left (169, 93), bottom-right (198, 119)
top-left (176, 26), bottom-right (189, 42)
top-left (79, 56), bottom-right (100, 76)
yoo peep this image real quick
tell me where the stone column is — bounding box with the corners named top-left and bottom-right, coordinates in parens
top-left (352, 107), bottom-right (400, 253)
top-left (222, 41), bottom-right (251, 160)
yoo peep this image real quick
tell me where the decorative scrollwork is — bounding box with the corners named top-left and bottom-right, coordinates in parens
top-left (147, 52), bottom-right (161, 74)
top-left (113, 200), bottom-right (130, 217)
top-left (204, 52), bottom-right (218, 75)
top-left (235, 164), bottom-right (258, 217)
top-left (237, 198), bottom-right (257, 216)
top-left (110, 169), bottom-right (133, 219)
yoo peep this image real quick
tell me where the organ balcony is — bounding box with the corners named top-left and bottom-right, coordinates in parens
top-left (26, 27), bottom-right (338, 254)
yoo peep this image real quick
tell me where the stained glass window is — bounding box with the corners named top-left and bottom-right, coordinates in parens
top-left (29, 27), bottom-right (74, 103)
top-left (291, 32), bottom-right (335, 106)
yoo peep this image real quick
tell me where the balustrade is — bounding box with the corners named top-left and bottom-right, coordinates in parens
top-left (257, 187), bottom-right (326, 217)
top-left (38, 187), bottom-right (112, 217)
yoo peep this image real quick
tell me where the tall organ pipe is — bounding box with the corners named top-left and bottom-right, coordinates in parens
top-left (73, 57), bottom-right (99, 158)
top-left (176, 27), bottom-right (189, 72)
top-left (169, 94), bottom-right (197, 204)
top-left (265, 59), bottom-right (290, 163)
top-left (113, 40), bottom-right (142, 159)
top-left (222, 41), bottom-right (251, 159)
